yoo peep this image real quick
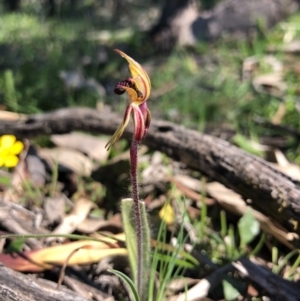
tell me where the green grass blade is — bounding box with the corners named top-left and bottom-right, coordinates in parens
top-left (109, 269), bottom-right (140, 301)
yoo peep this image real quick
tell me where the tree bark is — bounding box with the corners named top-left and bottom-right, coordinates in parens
top-left (1, 107), bottom-right (300, 245)
top-left (149, 0), bottom-right (300, 50)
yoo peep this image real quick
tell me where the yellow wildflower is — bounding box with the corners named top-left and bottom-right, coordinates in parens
top-left (0, 135), bottom-right (24, 168)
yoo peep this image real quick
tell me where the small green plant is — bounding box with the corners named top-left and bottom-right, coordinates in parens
top-left (272, 247), bottom-right (300, 280)
top-left (218, 209), bottom-right (262, 261)
top-left (195, 201), bottom-right (264, 300)
top-left (148, 208), bottom-right (194, 301)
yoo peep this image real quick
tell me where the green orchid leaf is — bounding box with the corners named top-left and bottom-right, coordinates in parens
top-left (121, 198), bottom-right (151, 300)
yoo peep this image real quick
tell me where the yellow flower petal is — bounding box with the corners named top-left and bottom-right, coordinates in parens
top-left (0, 135), bottom-right (16, 148)
top-left (4, 155), bottom-right (19, 168)
top-left (0, 148), bottom-right (9, 161)
top-left (10, 141), bottom-right (24, 155)
top-left (159, 202), bottom-right (175, 225)
top-left (0, 147), bottom-right (7, 154)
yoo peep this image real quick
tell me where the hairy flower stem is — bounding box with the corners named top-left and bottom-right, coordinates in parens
top-left (130, 139), bottom-right (143, 298)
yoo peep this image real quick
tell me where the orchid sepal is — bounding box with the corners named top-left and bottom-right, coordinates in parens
top-left (105, 105), bottom-right (133, 150)
top-left (132, 104), bottom-right (145, 142)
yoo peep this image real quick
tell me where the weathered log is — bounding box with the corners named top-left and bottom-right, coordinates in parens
top-left (0, 263), bottom-right (90, 301)
top-left (1, 107), bottom-right (300, 245)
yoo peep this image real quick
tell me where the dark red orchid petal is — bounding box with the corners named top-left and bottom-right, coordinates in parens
top-left (138, 102), bottom-right (151, 139)
top-left (138, 102), bottom-right (148, 116)
top-left (132, 105), bottom-right (145, 142)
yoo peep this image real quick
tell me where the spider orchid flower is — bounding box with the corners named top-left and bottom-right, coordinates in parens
top-left (105, 49), bottom-right (151, 150)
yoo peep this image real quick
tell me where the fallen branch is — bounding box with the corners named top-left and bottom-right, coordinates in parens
top-left (1, 107), bottom-right (300, 245)
top-left (172, 257), bottom-right (300, 301)
top-left (0, 263), bottom-right (90, 301)
top-left (233, 258), bottom-right (300, 301)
